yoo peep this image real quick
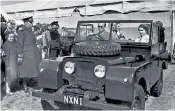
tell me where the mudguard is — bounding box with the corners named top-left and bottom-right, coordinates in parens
top-left (105, 67), bottom-right (136, 102)
top-left (38, 59), bottom-right (64, 89)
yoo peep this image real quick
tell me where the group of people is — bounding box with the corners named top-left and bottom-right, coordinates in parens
top-left (90, 22), bottom-right (150, 43)
top-left (1, 15), bottom-right (42, 94)
top-left (0, 15), bottom-right (65, 95)
top-left (94, 23), bottom-right (126, 40)
top-left (35, 21), bottom-right (75, 59)
top-left (35, 21), bottom-right (62, 59)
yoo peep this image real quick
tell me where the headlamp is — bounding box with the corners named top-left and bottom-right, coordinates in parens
top-left (64, 62), bottom-right (75, 74)
top-left (94, 65), bottom-right (106, 78)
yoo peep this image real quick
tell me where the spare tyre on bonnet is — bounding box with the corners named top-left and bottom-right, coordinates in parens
top-left (32, 20), bottom-right (168, 110)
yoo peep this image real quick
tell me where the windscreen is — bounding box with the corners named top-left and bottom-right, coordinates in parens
top-left (76, 21), bottom-right (152, 44)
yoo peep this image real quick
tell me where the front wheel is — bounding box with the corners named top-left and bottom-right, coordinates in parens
top-left (131, 84), bottom-right (145, 110)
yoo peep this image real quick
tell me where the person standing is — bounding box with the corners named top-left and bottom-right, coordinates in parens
top-left (17, 16), bottom-right (41, 91)
top-left (2, 33), bottom-right (18, 94)
top-left (1, 15), bottom-right (7, 100)
top-left (49, 21), bottom-right (61, 59)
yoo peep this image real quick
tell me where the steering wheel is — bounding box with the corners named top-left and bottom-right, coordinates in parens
top-left (86, 33), bottom-right (105, 41)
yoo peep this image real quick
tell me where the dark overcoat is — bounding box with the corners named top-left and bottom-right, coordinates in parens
top-left (17, 25), bottom-right (41, 78)
top-left (2, 40), bottom-right (18, 88)
top-left (49, 29), bottom-right (61, 58)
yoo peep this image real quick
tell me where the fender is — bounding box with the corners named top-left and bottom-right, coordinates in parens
top-left (105, 66), bottom-right (136, 102)
top-left (38, 59), bottom-right (64, 89)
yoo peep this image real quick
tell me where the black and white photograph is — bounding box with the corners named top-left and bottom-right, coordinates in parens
top-left (1, 0), bottom-right (175, 110)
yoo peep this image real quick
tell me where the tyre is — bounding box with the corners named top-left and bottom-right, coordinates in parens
top-left (150, 70), bottom-right (163, 97)
top-left (73, 41), bottom-right (121, 56)
top-left (131, 84), bottom-right (145, 110)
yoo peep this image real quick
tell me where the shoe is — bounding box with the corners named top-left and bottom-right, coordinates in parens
top-left (6, 91), bottom-right (14, 95)
top-left (6, 82), bottom-right (11, 94)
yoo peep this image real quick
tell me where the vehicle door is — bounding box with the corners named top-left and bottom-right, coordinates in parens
top-left (150, 24), bottom-right (162, 86)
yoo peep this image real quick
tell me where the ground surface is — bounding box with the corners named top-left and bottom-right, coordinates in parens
top-left (1, 64), bottom-right (175, 110)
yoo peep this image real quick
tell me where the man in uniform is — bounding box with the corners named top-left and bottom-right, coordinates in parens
top-left (17, 16), bottom-right (41, 91)
top-left (48, 21), bottom-right (61, 59)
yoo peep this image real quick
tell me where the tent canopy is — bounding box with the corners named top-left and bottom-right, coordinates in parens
top-left (36, 1), bottom-right (68, 11)
top-left (1, 0), bottom-right (175, 18)
top-left (60, 1), bottom-right (93, 8)
top-left (2, 1), bottom-right (46, 13)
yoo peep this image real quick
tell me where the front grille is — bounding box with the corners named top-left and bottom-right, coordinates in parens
top-left (77, 61), bottom-right (94, 82)
top-left (76, 61), bottom-right (96, 90)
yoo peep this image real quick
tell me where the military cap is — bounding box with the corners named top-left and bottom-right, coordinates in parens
top-left (50, 21), bottom-right (58, 26)
top-left (21, 16), bottom-right (33, 22)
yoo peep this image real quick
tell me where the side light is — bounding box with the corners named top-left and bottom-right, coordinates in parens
top-left (123, 77), bottom-right (129, 83)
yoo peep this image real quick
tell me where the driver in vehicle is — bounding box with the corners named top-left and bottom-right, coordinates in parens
top-left (95, 23), bottom-right (110, 40)
top-left (135, 24), bottom-right (149, 43)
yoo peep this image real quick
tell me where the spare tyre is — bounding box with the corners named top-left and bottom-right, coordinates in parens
top-left (73, 41), bottom-right (121, 56)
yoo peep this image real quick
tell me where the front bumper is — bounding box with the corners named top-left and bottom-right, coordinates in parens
top-left (32, 85), bottom-right (130, 110)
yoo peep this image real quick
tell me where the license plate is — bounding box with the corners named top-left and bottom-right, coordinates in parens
top-left (63, 95), bottom-right (83, 106)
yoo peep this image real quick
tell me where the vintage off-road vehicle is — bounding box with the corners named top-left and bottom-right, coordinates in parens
top-left (32, 20), bottom-right (168, 110)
